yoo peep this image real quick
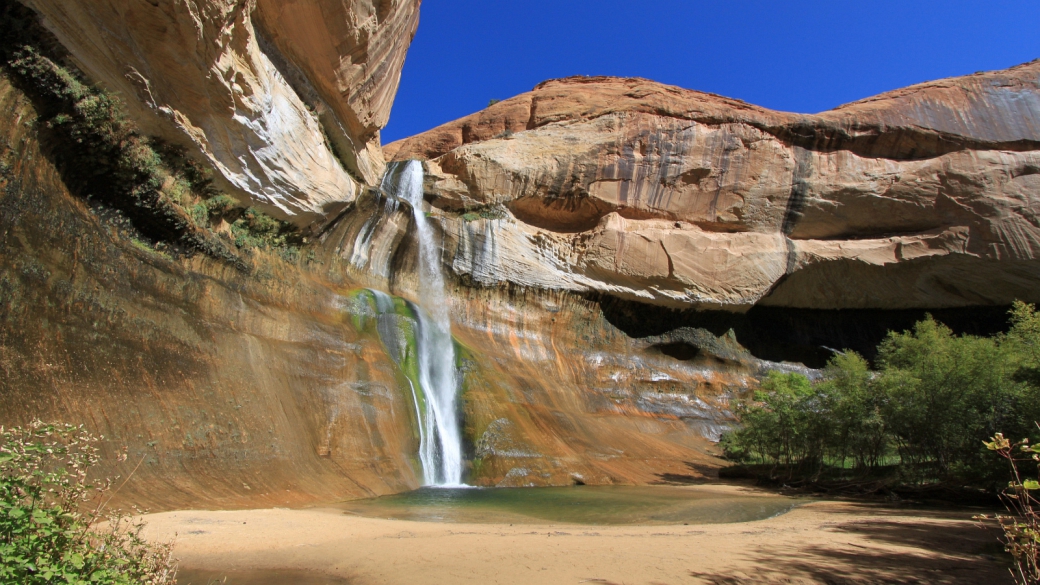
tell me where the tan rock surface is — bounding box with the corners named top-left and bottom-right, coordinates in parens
top-left (21, 0), bottom-right (419, 229)
top-left (0, 74), bottom-right (744, 503)
top-left (388, 62), bottom-right (1040, 309)
top-left (253, 0), bottom-right (420, 185)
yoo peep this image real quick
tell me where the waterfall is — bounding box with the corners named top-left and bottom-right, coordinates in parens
top-left (378, 160), bottom-right (464, 487)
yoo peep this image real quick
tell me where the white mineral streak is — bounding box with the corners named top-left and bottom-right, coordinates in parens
top-left (211, 52), bottom-right (357, 219)
top-left (351, 192), bottom-right (401, 271)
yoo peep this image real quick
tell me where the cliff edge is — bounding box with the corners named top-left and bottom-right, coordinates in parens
top-left (22, 0), bottom-right (420, 230)
top-left (387, 63), bottom-right (1040, 310)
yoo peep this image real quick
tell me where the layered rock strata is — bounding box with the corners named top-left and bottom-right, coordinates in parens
top-left (20, 0), bottom-right (419, 229)
top-left (0, 76), bottom-right (420, 508)
top-left (387, 62), bottom-right (1040, 310)
top-left (4, 0), bottom-right (1039, 507)
top-left (0, 71), bottom-right (745, 501)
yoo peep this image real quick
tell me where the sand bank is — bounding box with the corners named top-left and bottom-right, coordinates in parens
top-left (141, 485), bottom-right (1008, 585)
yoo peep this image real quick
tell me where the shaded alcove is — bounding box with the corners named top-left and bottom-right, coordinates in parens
top-left (592, 293), bottom-right (1013, 368)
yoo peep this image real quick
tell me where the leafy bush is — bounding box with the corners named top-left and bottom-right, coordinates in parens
top-left (0, 421), bottom-right (177, 584)
top-left (721, 302), bottom-right (1040, 489)
top-left (228, 207), bottom-right (304, 263)
top-left (878, 315), bottom-right (1032, 481)
top-left (720, 372), bottom-right (819, 467)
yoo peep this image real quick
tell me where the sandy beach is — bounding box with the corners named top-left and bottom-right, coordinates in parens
top-left (140, 485), bottom-right (1010, 585)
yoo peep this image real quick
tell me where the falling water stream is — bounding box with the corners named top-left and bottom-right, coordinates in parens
top-left (376, 160), bottom-right (464, 487)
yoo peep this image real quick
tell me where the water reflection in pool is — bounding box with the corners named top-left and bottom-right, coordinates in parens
top-left (335, 485), bottom-right (805, 525)
top-left (176, 568), bottom-right (351, 585)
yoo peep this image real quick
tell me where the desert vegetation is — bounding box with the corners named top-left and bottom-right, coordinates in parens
top-left (0, 422), bottom-right (176, 584)
top-left (979, 433), bottom-right (1040, 584)
top-left (721, 301), bottom-right (1040, 494)
top-left (722, 302), bottom-right (1040, 581)
top-left (460, 203), bottom-right (510, 222)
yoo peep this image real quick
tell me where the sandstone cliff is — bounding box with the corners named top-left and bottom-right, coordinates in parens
top-left (387, 63), bottom-right (1040, 310)
top-left (3, 0), bottom-right (1038, 509)
top-left (0, 49), bottom-right (737, 504)
top-left (20, 0), bottom-right (419, 229)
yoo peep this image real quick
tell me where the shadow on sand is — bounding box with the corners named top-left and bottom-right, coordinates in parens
top-left (688, 509), bottom-right (1011, 585)
top-left (653, 461), bottom-right (722, 485)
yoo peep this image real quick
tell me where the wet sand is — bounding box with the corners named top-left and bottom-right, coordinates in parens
top-left (142, 485), bottom-right (1010, 585)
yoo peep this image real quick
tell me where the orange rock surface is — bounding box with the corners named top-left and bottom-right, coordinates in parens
top-left (387, 64), bottom-right (1040, 310)
top-left (21, 0), bottom-right (419, 228)
top-left (3, 0), bottom-right (1039, 511)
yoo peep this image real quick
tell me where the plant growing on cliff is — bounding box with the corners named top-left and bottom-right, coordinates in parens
top-left (3, 43), bottom-right (238, 264)
top-left (0, 0), bottom-right (307, 270)
top-left (0, 421), bottom-right (177, 584)
top-left (460, 204), bottom-right (509, 223)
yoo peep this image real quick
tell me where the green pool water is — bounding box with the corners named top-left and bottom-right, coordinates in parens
top-left (335, 485), bottom-right (805, 525)
top-left (177, 568), bottom-right (350, 585)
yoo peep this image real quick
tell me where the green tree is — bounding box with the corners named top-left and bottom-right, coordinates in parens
top-left (721, 303), bottom-right (1040, 491)
top-left (878, 316), bottom-right (1032, 481)
top-left (818, 352), bottom-right (889, 472)
top-left (722, 371), bottom-right (823, 471)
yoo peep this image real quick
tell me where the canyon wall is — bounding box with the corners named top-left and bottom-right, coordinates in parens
top-left (387, 63), bottom-right (1040, 311)
top-left (19, 0), bottom-right (420, 229)
top-left (0, 73), bottom-right (738, 501)
top-left (2, 0), bottom-right (1039, 508)
top-left (0, 75), bottom-right (423, 509)
top-left (0, 55), bottom-right (737, 504)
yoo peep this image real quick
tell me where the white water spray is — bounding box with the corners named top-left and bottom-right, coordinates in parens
top-left (381, 160), bottom-right (464, 487)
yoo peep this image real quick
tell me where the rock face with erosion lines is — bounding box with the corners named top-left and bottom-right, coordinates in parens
top-left (3, 0), bottom-right (1040, 508)
top-left (21, 0), bottom-right (419, 229)
top-left (386, 62), bottom-right (1040, 310)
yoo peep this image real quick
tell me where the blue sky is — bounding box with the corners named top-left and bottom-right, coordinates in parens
top-left (380, 0), bottom-right (1040, 143)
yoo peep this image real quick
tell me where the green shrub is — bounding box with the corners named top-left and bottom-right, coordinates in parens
top-left (822, 352), bottom-right (889, 472)
top-left (203, 195), bottom-right (238, 218)
top-left (979, 299), bottom-right (1040, 581)
top-left (721, 303), bottom-right (1040, 489)
top-left (0, 421), bottom-right (177, 584)
top-left (460, 204), bottom-right (509, 222)
top-left (721, 372), bottom-right (818, 467)
top-left (229, 206), bottom-right (303, 256)
top-left (877, 315), bottom-right (1033, 481)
